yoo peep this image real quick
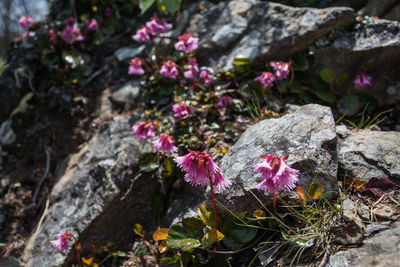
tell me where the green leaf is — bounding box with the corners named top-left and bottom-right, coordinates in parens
top-left (134, 223), bottom-right (144, 238)
top-left (151, 195), bottom-right (164, 216)
top-left (140, 162), bottom-right (159, 172)
top-left (315, 89), bottom-right (336, 103)
top-left (223, 235), bottom-right (244, 249)
top-left (157, 0), bottom-right (181, 14)
top-left (337, 94), bottom-right (360, 116)
top-left (201, 229), bottom-right (224, 248)
top-left (139, 0), bottom-right (155, 14)
top-left (320, 68), bottom-right (336, 84)
top-left (290, 54), bottom-right (309, 71)
top-left (336, 72), bottom-right (349, 85)
top-left (161, 255), bottom-right (181, 265)
top-left (223, 219), bottom-right (257, 244)
top-left (233, 58), bottom-right (252, 74)
top-left (139, 153), bottom-right (159, 172)
top-left (166, 224), bottom-right (202, 251)
top-left (196, 204), bottom-right (217, 230)
top-left (306, 183), bottom-right (324, 199)
top-left (163, 157), bottom-right (173, 176)
top-left (182, 217), bottom-right (204, 230)
top-left (116, 251), bottom-right (126, 257)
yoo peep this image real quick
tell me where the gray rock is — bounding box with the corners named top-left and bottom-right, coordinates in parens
top-left (114, 46), bottom-right (146, 62)
top-left (23, 116), bottom-right (157, 266)
top-left (313, 19), bottom-right (400, 105)
top-left (327, 222), bottom-right (400, 267)
top-left (110, 80), bottom-right (141, 106)
top-left (358, 202), bottom-right (370, 221)
top-left (365, 223), bottom-right (389, 236)
top-left (187, 0), bottom-right (355, 71)
top-left (214, 104), bottom-right (338, 212)
top-left (331, 220), bottom-right (364, 245)
top-left (0, 120), bottom-right (16, 145)
top-left (336, 125), bottom-right (400, 183)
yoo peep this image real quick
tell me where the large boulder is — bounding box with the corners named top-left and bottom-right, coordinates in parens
top-left (23, 115), bottom-right (157, 266)
top-left (336, 125), bottom-right (400, 183)
top-left (214, 104), bottom-right (338, 212)
top-left (327, 222), bottom-right (400, 267)
top-left (187, 0), bottom-right (355, 71)
top-left (312, 19), bottom-right (400, 105)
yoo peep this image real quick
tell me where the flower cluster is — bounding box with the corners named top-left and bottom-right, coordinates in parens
top-left (85, 18), bottom-right (99, 31)
top-left (175, 33), bottom-right (199, 53)
top-left (132, 16), bottom-right (172, 42)
top-left (51, 232), bottom-right (72, 252)
top-left (160, 61), bottom-right (179, 79)
top-left (132, 121), bottom-right (178, 155)
top-left (129, 58), bottom-right (145, 75)
top-left (253, 154), bottom-right (299, 194)
top-left (255, 61), bottom-right (291, 88)
top-left (172, 103), bottom-right (195, 119)
top-left (175, 150), bottom-right (231, 192)
top-left (61, 18), bottom-right (85, 44)
top-left (353, 72), bottom-right (372, 89)
top-left (216, 96), bottom-right (233, 109)
top-left (19, 15), bottom-right (34, 30)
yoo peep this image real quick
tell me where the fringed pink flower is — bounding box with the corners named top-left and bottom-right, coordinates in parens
top-left (61, 18), bottom-right (84, 44)
top-left (132, 121), bottom-right (155, 140)
top-left (152, 133), bottom-right (178, 154)
top-left (253, 154), bottom-right (299, 194)
top-left (172, 103), bottom-right (195, 119)
top-left (85, 19), bottom-right (99, 31)
top-left (129, 57), bottom-right (145, 75)
top-left (353, 72), bottom-right (372, 89)
top-left (174, 33), bottom-right (199, 53)
top-left (51, 232), bottom-right (72, 252)
top-left (160, 60), bottom-right (179, 79)
top-left (132, 26), bottom-right (150, 42)
top-left (200, 70), bottom-right (213, 87)
top-left (255, 72), bottom-right (275, 88)
top-left (216, 96), bottom-right (233, 109)
top-left (270, 62), bottom-right (291, 80)
top-left (19, 15), bottom-right (34, 30)
top-left (175, 150), bottom-right (231, 192)
top-left (48, 29), bottom-right (56, 44)
top-left (145, 17), bottom-right (172, 36)
top-left (184, 57), bottom-right (199, 79)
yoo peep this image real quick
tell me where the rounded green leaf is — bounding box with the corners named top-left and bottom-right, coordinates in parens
top-left (223, 219), bottom-right (257, 244)
top-left (315, 89), bottom-right (336, 104)
top-left (337, 94), bottom-right (360, 116)
top-left (306, 184), bottom-right (324, 199)
top-left (320, 68), bottom-right (336, 84)
top-left (290, 54), bottom-right (309, 71)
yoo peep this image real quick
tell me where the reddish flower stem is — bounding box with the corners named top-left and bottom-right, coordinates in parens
top-left (143, 61), bottom-right (153, 73)
top-left (208, 174), bottom-right (220, 231)
top-left (208, 84), bottom-right (212, 100)
top-left (177, 72), bottom-right (183, 87)
top-left (71, 236), bottom-right (82, 267)
top-left (182, 53), bottom-right (187, 68)
top-left (272, 193), bottom-right (277, 211)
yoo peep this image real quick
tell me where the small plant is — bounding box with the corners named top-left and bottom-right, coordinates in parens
top-left (344, 104), bottom-right (392, 130)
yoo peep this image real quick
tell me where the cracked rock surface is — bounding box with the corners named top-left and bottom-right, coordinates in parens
top-left (213, 104), bottom-right (338, 212)
top-left (23, 116), bottom-right (156, 267)
top-left (187, 0), bottom-right (355, 71)
top-left (336, 125), bottom-right (400, 183)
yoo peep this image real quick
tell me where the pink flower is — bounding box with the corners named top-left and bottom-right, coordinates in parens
top-left (22, 32), bottom-right (29, 39)
top-left (51, 232), bottom-right (72, 252)
top-left (255, 72), bottom-right (275, 88)
top-left (270, 61), bottom-right (291, 80)
top-left (152, 133), bottom-right (178, 154)
top-left (160, 60), bottom-right (179, 79)
top-left (18, 15), bottom-right (34, 30)
top-left (145, 17), bottom-right (172, 36)
top-left (132, 121), bottom-right (155, 140)
top-left (174, 33), bottom-right (199, 53)
top-left (200, 70), bottom-right (212, 87)
top-left (175, 150), bottom-right (231, 192)
top-left (105, 7), bottom-right (112, 18)
top-left (216, 96), bottom-right (233, 109)
top-left (172, 103), bottom-right (195, 119)
top-left (85, 19), bottom-right (99, 31)
top-left (48, 29), bottom-right (56, 44)
top-left (129, 58), bottom-right (145, 75)
top-left (253, 154), bottom-right (299, 194)
top-left (353, 72), bottom-right (372, 89)
top-left (132, 26), bottom-right (150, 42)
top-left (61, 18), bottom-right (84, 44)
top-left (184, 57), bottom-right (199, 79)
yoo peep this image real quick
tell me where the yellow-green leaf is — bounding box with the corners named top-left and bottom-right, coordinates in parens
top-left (201, 229), bottom-right (224, 248)
top-left (153, 228), bottom-right (169, 241)
top-left (307, 184), bottom-right (324, 199)
top-left (253, 209), bottom-right (267, 219)
top-left (134, 223), bottom-right (144, 238)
